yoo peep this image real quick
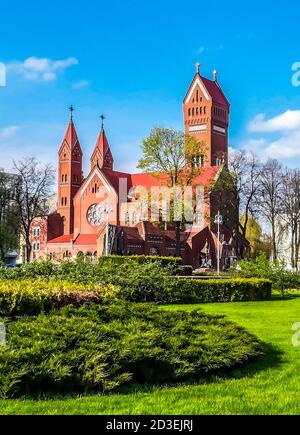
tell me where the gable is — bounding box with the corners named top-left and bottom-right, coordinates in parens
top-left (59, 141), bottom-right (71, 158)
top-left (184, 75), bottom-right (210, 104)
top-left (76, 166), bottom-right (116, 199)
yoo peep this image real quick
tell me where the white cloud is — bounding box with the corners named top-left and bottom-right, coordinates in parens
top-left (72, 79), bottom-right (89, 89)
top-left (0, 125), bottom-right (20, 139)
top-left (264, 130), bottom-right (300, 159)
top-left (248, 110), bottom-right (300, 133)
top-left (8, 56), bottom-right (78, 81)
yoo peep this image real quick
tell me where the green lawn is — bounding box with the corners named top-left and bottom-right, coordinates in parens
top-left (1, 293), bottom-right (300, 415)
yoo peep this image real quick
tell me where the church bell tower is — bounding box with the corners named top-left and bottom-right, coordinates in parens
top-left (57, 106), bottom-right (83, 235)
top-left (183, 63), bottom-right (230, 167)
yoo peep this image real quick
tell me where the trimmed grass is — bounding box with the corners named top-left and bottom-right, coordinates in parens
top-left (1, 293), bottom-right (300, 414)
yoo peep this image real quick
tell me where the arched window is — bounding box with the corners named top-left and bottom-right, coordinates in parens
top-left (200, 107), bottom-right (202, 115)
top-left (196, 90), bottom-right (199, 102)
top-left (188, 108), bottom-right (191, 116)
top-left (192, 108), bottom-right (195, 116)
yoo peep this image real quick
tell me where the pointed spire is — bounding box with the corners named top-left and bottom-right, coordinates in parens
top-left (59, 106), bottom-right (82, 155)
top-left (91, 117), bottom-right (113, 170)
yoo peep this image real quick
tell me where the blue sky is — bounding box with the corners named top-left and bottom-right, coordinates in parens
top-left (1, 0), bottom-right (300, 174)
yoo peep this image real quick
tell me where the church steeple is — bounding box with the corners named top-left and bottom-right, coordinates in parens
top-left (90, 114), bottom-right (114, 170)
top-left (57, 106), bottom-right (83, 235)
top-left (183, 64), bottom-right (230, 167)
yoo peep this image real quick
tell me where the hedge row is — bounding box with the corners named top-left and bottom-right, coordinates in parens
top-left (0, 277), bottom-right (272, 317)
top-left (0, 256), bottom-right (182, 282)
top-left (0, 280), bottom-right (119, 317)
top-left (97, 255), bottom-right (182, 268)
top-left (170, 278), bottom-right (272, 303)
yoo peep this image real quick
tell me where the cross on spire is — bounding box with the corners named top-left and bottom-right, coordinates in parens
top-left (69, 105), bottom-right (75, 122)
top-left (195, 62), bottom-right (201, 74)
top-left (100, 113), bottom-right (105, 130)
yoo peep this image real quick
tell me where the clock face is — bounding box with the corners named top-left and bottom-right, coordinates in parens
top-left (87, 204), bottom-right (105, 226)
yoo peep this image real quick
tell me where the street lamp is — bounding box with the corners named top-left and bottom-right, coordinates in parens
top-left (103, 201), bottom-right (113, 256)
top-left (214, 211), bottom-right (223, 275)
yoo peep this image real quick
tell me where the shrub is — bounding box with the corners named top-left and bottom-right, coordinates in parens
top-left (98, 255), bottom-right (182, 269)
top-left (175, 265), bottom-right (193, 276)
top-left (235, 252), bottom-right (299, 295)
top-left (0, 303), bottom-right (263, 398)
top-left (94, 260), bottom-right (175, 303)
top-left (168, 278), bottom-right (272, 303)
top-left (0, 280), bottom-right (119, 317)
top-left (0, 256), bottom-right (182, 283)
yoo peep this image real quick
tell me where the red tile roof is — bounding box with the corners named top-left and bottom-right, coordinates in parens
top-left (201, 76), bottom-right (230, 107)
top-left (102, 166), bottom-right (220, 194)
top-left (183, 73), bottom-right (230, 108)
top-left (74, 234), bottom-right (97, 245)
top-left (48, 234), bottom-right (74, 244)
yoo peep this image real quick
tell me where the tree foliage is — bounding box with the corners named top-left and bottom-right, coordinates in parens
top-left (0, 170), bottom-right (19, 261)
top-left (12, 158), bottom-right (55, 263)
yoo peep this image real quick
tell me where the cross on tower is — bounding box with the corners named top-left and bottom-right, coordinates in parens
top-left (100, 113), bottom-right (105, 130)
top-left (195, 62), bottom-right (201, 73)
top-left (69, 105), bottom-right (75, 122)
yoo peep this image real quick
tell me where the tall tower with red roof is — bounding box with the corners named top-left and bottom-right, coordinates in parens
top-left (90, 114), bottom-right (114, 170)
top-left (183, 63), bottom-right (230, 167)
top-left (57, 106), bottom-right (83, 235)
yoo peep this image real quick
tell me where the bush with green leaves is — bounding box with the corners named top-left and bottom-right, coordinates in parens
top-left (0, 303), bottom-right (263, 398)
top-left (234, 252), bottom-right (299, 295)
top-left (169, 278), bottom-right (272, 303)
top-left (98, 255), bottom-right (182, 269)
top-left (0, 280), bottom-right (119, 317)
top-left (0, 256), bottom-right (182, 283)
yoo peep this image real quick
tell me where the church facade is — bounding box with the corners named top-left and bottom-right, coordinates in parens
top-left (31, 65), bottom-right (246, 269)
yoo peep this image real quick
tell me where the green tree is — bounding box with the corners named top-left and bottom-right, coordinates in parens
top-left (0, 170), bottom-right (19, 262)
top-left (138, 127), bottom-right (205, 257)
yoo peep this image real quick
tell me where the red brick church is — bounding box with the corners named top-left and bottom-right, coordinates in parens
top-left (31, 65), bottom-right (247, 269)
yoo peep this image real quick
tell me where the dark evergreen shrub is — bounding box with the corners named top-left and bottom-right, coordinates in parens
top-left (0, 303), bottom-right (263, 398)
